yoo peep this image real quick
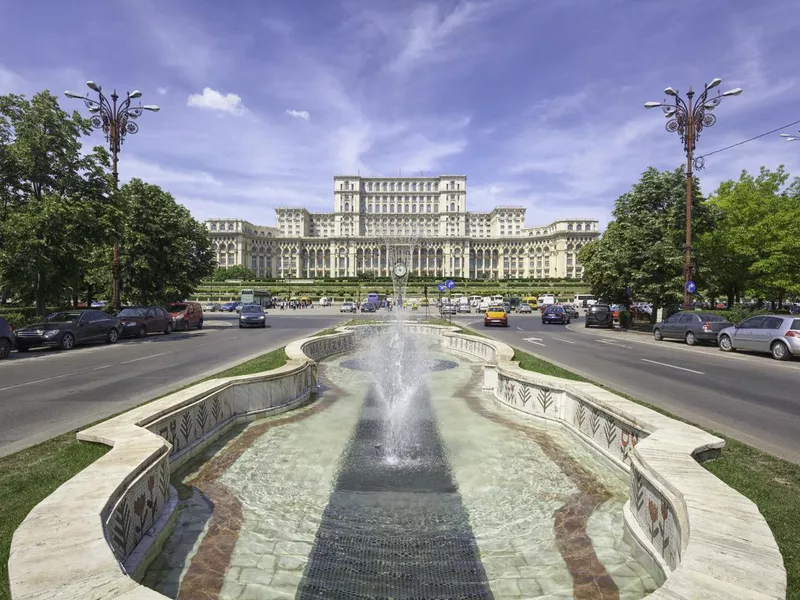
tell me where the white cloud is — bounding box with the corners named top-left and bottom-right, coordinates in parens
top-left (187, 87), bottom-right (245, 114)
top-left (157, 87), bottom-right (168, 95)
top-left (285, 109), bottom-right (310, 120)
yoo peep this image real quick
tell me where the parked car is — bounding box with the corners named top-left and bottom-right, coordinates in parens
top-left (239, 304), bottom-right (267, 328)
top-left (503, 302), bottom-right (512, 314)
top-left (484, 306), bottom-right (509, 327)
top-left (117, 306), bottom-right (174, 337)
top-left (13, 310), bottom-right (121, 351)
top-left (340, 302), bottom-right (357, 313)
top-left (167, 301), bottom-right (204, 331)
top-left (440, 304), bottom-right (458, 315)
top-left (585, 304), bottom-right (613, 329)
top-left (542, 305), bottom-right (570, 325)
top-left (517, 303), bottom-right (533, 314)
top-left (0, 316), bottom-right (14, 359)
top-left (458, 303), bottom-right (472, 313)
top-left (562, 304), bottom-right (579, 319)
top-left (202, 302), bottom-right (221, 312)
top-left (653, 312), bottom-right (731, 346)
top-left (718, 315), bottom-right (800, 361)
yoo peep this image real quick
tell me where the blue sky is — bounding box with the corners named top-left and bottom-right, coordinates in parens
top-left (2, 0), bottom-right (800, 229)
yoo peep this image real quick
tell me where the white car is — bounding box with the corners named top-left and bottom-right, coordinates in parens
top-left (340, 302), bottom-right (357, 313)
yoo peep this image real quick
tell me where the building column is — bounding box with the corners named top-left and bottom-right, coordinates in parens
top-left (348, 244), bottom-right (357, 277)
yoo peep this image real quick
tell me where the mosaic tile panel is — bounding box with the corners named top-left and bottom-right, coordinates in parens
top-left (630, 463), bottom-right (682, 571)
top-left (302, 333), bottom-right (356, 361)
top-left (147, 388), bottom-right (235, 458)
top-left (494, 373), bottom-right (561, 419)
top-left (106, 454), bottom-right (170, 563)
top-left (569, 398), bottom-right (650, 467)
top-left (444, 334), bottom-right (497, 361)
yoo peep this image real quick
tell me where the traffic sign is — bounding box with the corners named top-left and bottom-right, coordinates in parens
top-left (437, 283), bottom-right (445, 292)
top-left (686, 280), bottom-right (696, 294)
top-left (445, 279), bottom-right (455, 290)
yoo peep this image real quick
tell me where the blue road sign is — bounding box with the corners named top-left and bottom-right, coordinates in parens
top-left (686, 280), bottom-right (696, 294)
top-left (437, 283), bottom-right (445, 292)
top-left (445, 279), bottom-right (455, 290)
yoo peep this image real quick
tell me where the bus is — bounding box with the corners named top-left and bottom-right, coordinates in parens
top-left (573, 294), bottom-right (597, 308)
top-left (241, 289), bottom-right (273, 308)
top-left (366, 292), bottom-right (385, 307)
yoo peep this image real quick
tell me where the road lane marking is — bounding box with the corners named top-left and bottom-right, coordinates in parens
top-left (523, 336), bottom-right (546, 347)
top-left (120, 352), bottom-right (170, 365)
top-left (598, 339), bottom-right (632, 349)
top-left (92, 364), bottom-right (113, 371)
top-left (552, 337), bottom-right (576, 344)
top-left (516, 327), bottom-right (524, 331)
top-left (0, 370), bottom-right (87, 392)
top-left (641, 358), bottom-right (705, 375)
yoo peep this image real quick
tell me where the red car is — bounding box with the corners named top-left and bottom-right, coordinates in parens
top-left (167, 302), bottom-right (204, 331)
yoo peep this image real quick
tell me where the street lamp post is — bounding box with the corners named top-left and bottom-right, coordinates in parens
top-left (65, 81), bottom-right (159, 310)
top-left (780, 130), bottom-right (800, 142)
top-left (645, 79), bottom-right (741, 311)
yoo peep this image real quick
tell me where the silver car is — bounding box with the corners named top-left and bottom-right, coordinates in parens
top-left (717, 315), bottom-right (800, 361)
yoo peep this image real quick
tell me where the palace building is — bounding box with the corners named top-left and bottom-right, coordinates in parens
top-left (205, 175), bottom-right (599, 279)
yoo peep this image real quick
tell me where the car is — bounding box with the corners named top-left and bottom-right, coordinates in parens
top-left (503, 302), bottom-right (511, 314)
top-left (220, 302), bottom-right (238, 312)
top-left (653, 312), bottom-right (731, 346)
top-left (440, 304), bottom-right (458, 315)
top-left (239, 304), bottom-right (267, 328)
top-left (542, 305), bottom-right (569, 325)
top-left (0, 316), bottom-right (14, 359)
top-left (717, 315), bottom-right (800, 361)
top-left (13, 310), bottom-right (121, 351)
top-left (484, 306), bottom-right (508, 327)
top-left (562, 305), bottom-right (579, 319)
top-left (340, 302), bottom-right (357, 313)
top-left (361, 303), bottom-right (377, 313)
top-left (117, 306), bottom-right (174, 337)
top-left (202, 302), bottom-right (221, 312)
top-left (585, 304), bottom-right (614, 329)
top-left (458, 304), bottom-right (472, 313)
top-left (517, 303), bottom-right (533, 314)
top-left (167, 301), bottom-right (204, 331)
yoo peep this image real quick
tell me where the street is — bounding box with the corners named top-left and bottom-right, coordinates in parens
top-left (0, 311), bottom-right (344, 457)
top-left (451, 311), bottom-right (800, 463)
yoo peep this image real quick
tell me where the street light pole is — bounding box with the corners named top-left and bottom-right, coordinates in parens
top-left (780, 129), bottom-right (800, 142)
top-left (645, 79), bottom-right (741, 311)
top-left (65, 81), bottom-right (159, 311)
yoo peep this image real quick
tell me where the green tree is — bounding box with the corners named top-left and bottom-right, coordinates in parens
top-left (211, 264), bottom-right (257, 281)
top-left (580, 167), bottom-right (708, 320)
top-left (0, 91), bottom-right (115, 314)
top-left (118, 179), bottom-right (215, 304)
top-left (697, 166), bottom-right (800, 307)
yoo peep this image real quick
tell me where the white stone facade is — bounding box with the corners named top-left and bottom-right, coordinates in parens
top-left (205, 175), bottom-right (599, 279)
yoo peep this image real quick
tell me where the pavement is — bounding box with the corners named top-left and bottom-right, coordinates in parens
top-left (0, 310), bottom-right (345, 457)
top-left (443, 310), bottom-right (800, 464)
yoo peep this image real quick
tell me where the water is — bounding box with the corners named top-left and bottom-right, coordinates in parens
top-left (142, 342), bottom-right (659, 599)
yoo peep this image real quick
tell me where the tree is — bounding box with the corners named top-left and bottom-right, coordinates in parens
top-left (118, 179), bottom-right (215, 304)
top-left (211, 265), bottom-right (257, 281)
top-left (0, 91), bottom-right (115, 314)
top-left (580, 167), bottom-right (708, 320)
top-left (697, 166), bottom-right (800, 307)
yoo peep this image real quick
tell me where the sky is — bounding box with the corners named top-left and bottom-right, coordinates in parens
top-left (2, 0), bottom-right (800, 230)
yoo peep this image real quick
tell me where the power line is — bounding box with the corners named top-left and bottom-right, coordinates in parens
top-left (696, 118), bottom-right (800, 162)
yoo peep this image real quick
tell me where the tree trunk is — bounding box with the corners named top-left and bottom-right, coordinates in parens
top-left (650, 300), bottom-right (660, 324)
top-left (35, 270), bottom-right (47, 316)
top-left (86, 284), bottom-right (94, 309)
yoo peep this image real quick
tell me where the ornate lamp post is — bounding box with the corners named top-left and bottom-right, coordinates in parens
top-left (64, 81), bottom-right (159, 310)
top-left (779, 130), bottom-right (800, 142)
top-left (645, 79), bottom-right (741, 311)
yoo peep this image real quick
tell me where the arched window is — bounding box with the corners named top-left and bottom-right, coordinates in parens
top-left (382, 204), bottom-right (387, 213)
top-left (576, 224), bottom-right (582, 231)
top-left (344, 202), bottom-right (350, 211)
top-left (412, 182), bottom-right (417, 191)
top-left (368, 204), bottom-right (373, 213)
top-left (450, 202), bottom-right (455, 212)
top-left (568, 223), bottom-right (574, 231)
top-left (412, 204), bottom-right (417, 213)
top-left (390, 204), bottom-right (395, 212)
top-left (390, 182), bottom-right (395, 191)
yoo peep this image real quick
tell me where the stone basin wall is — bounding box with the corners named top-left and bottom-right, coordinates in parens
top-left (8, 323), bottom-right (786, 600)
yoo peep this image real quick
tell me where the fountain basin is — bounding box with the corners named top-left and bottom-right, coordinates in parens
top-left (7, 324), bottom-right (786, 600)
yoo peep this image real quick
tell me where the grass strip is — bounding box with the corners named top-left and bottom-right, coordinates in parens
top-left (509, 344), bottom-right (798, 600)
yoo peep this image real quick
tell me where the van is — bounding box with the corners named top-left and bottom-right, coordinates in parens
top-left (573, 294), bottom-right (597, 308)
top-left (538, 295), bottom-right (556, 308)
top-left (319, 297), bottom-right (331, 306)
top-left (167, 301), bottom-right (204, 331)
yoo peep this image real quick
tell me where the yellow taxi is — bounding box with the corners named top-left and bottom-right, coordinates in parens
top-left (484, 305), bottom-right (509, 327)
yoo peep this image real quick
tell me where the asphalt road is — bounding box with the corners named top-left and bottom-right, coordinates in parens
top-left (447, 311), bottom-right (800, 463)
top-left (0, 311), bottom-right (344, 457)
